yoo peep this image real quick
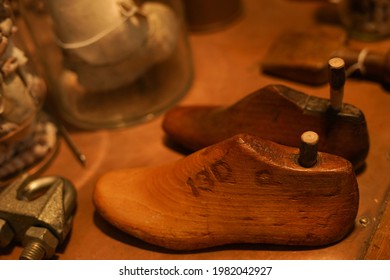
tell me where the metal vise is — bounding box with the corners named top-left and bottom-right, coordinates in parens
top-left (0, 174), bottom-right (76, 259)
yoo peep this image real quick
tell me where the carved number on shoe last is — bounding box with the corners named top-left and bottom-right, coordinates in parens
top-left (186, 160), bottom-right (235, 197)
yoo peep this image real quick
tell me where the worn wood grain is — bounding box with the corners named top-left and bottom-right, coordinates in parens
top-left (262, 24), bottom-right (390, 87)
top-left (364, 191), bottom-right (390, 259)
top-left (94, 133), bottom-right (359, 250)
top-left (2, 0), bottom-right (389, 260)
top-left (261, 25), bottom-right (347, 85)
top-left (163, 84), bottom-right (369, 170)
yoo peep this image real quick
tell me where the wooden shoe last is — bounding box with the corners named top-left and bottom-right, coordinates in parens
top-left (94, 133), bottom-right (359, 250)
top-left (162, 84), bottom-right (369, 170)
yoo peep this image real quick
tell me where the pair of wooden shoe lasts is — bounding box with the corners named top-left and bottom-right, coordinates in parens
top-left (94, 58), bottom-right (368, 251)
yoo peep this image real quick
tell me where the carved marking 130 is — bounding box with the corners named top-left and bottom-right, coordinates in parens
top-left (186, 160), bottom-right (235, 196)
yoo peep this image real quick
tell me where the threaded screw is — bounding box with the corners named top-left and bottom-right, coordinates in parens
top-left (19, 226), bottom-right (59, 260)
top-left (19, 241), bottom-right (47, 260)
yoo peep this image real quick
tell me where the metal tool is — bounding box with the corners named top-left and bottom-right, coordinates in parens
top-left (55, 120), bottom-right (87, 167)
top-left (0, 174), bottom-right (77, 259)
top-left (42, 104), bottom-right (87, 167)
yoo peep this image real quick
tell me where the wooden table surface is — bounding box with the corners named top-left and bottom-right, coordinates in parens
top-left (1, 0), bottom-right (390, 260)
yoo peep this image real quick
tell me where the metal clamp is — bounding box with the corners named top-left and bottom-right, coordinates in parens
top-left (0, 174), bottom-right (77, 259)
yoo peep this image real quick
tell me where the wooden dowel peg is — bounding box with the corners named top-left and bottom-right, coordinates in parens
top-left (298, 131), bottom-right (319, 168)
top-left (328, 57), bottom-right (346, 112)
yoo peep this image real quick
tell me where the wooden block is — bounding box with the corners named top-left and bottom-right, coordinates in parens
top-left (262, 24), bottom-right (390, 86)
top-left (261, 25), bottom-right (347, 85)
top-left (162, 84), bottom-right (369, 170)
top-left (94, 133), bottom-right (359, 250)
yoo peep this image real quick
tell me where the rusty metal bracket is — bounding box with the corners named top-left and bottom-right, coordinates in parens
top-left (0, 174), bottom-right (76, 259)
